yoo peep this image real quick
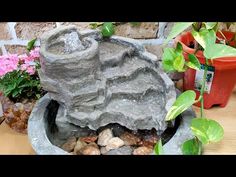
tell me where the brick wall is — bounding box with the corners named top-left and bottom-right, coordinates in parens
top-left (0, 22), bottom-right (235, 59)
top-left (0, 22), bottom-right (172, 60)
top-left (0, 22), bottom-right (92, 55)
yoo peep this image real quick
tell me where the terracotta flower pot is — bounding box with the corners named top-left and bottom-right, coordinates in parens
top-left (175, 31), bottom-right (236, 109)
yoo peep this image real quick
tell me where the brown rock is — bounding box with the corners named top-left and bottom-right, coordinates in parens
top-left (74, 139), bottom-right (87, 155)
top-left (133, 146), bottom-right (153, 155)
top-left (61, 136), bottom-right (77, 152)
top-left (0, 95), bottom-right (14, 112)
top-left (138, 132), bottom-right (159, 149)
top-left (100, 147), bottom-right (109, 155)
top-left (3, 101), bottom-right (34, 134)
top-left (138, 141), bottom-right (155, 149)
top-left (0, 48), bottom-right (2, 55)
top-left (97, 128), bottom-right (113, 146)
top-left (5, 45), bottom-right (27, 55)
top-left (15, 22), bottom-right (56, 40)
top-left (0, 23), bottom-right (12, 40)
top-left (80, 144), bottom-right (101, 155)
top-left (79, 135), bottom-right (98, 143)
top-left (115, 22), bottom-right (158, 39)
top-left (120, 132), bottom-right (141, 146)
top-left (105, 137), bottom-right (125, 151)
top-left (0, 101), bottom-right (3, 117)
top-left (88, 142), bottom-right (99, 149)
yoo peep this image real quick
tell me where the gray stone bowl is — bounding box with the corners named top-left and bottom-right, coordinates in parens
top-left (28, 93), bottom-right (195, 155)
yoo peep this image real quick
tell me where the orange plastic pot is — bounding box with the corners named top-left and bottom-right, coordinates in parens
top-left (175, 31), bottom-right (236, 109)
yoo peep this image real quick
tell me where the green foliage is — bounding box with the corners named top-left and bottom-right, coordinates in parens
top-left (192, 29), bottom-right (216, 49)
top-left (182, 138), bottom-right (202, 155)
top-left (165, 90), bottom-right (196, 121)
top-left (162, 42), bottom-right (186, 72)
top-left (101, 22), bottom-right (115, 38)
top-left (203, 22), bottom-right (217, 30)
top-left (162, 48), bottom-right (177, 72)
top-left (191, 118), bottom-right (224, 145)
top-left (186, 54), bottom-right (201, 70)
top-left (204, 43), bottom-right (236, 59)
top-left (164, 22), bottom-right (193, 44)
top-left (0, 70), bottom-right (41, 102)
top-left (173, 55), bottom-right (185, 72)
top-left (159, 22), bottom-right (229, 155)
top-left (154, 139), bottom-right (163, 155)
top-left (27, 38), bottom-right (37, 51)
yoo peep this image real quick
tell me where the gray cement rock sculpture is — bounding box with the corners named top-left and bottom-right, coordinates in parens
top-left (38, 25), bottom-right (176, 132)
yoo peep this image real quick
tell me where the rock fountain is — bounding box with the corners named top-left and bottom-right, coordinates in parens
top-left (28, 25), bottom-right (195, 155)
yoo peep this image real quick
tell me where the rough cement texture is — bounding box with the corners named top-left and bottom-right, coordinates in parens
top-left (28, 93), bottom-right (195, 155)
top-left (39, 25), bottom-right (176, 132)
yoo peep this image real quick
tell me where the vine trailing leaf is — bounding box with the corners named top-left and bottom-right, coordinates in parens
top-left (164, 22), bottom-right (193, 44)
top-left (162, 42), bottom-right (201, 72)
top-left (181, 138), bottom-right (202, 155)
top-left (165, 90), bottom-right (196, 121)
top-left (156, 22), bottom-right (234, 155)
top-left (191, 118), bottom-right (224, 144)
top-left (154, 139), bottom-right (163, 155)
top-left (204, 43), bottom-right (236, 59)
top-left (27, 38), bottom-right (37, 51)
top-left (186, 54), bottom-right (201, 70)
top-left (192, 29), bottom-right (216, 49)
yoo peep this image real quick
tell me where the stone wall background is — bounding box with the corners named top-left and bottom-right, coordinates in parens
top-left (0, 22), bottom-right (235, 59)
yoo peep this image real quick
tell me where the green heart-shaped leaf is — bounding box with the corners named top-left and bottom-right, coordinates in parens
top-left (191, 118), bottom-right (224, 144)
top-left (192, 29), bottom-right (216, 49)
top-left (173, 55), bottom-right (185, 72)
top-left (182, 138), bottom-right (202, 155)
top-left (175, 42), bottom-right (183, 55)
top-left (204, 43), bottom-right (236, 59)
top-left (186, 54), bottom-right (201, 70)
top-left (27, 38), bottom-right (37, 51)
top-left (162, 48), bottom-right (176, 72)
top-left (154, 139), bottom-right (163, 155)
top-left (204, 22), bottom-right (217, 30)
top-left (165, 90), bottom-right (196, 121)
top-left (164, 22), bottom-right (193, 44)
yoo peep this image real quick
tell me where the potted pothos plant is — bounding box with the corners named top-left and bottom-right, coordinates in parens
top-left (0, 39), bottom-right (45, 133)
top-left (154, 22), bottom-right (236, 155)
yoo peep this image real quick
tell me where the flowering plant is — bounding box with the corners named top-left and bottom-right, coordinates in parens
top-left (0, 47), bottom-right (42, 102)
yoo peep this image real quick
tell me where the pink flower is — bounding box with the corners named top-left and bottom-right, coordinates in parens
top-left (0, 54), bottom-right (20, 77)
top-left (20, 63), bottom-right (29, 71)
top-left (0, 47), bottom-right (40, 77)
top-left (26, 66), bottom-right (36, 75)
top-left (29, 47), bottom-right (40, 59)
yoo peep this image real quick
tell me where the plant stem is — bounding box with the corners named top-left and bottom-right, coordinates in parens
top-left (194, 22), bottom-right (202, 50)
top-left (199, 59), bottom-right (209, 118)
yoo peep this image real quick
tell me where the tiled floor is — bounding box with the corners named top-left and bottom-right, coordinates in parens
top-left (0, 87), bottom-right (236, 155)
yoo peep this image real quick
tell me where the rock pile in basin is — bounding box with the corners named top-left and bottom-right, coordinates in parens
top-left (39, 25), bottom-right (175, 133)
top-left (60, 124), bottom-right (160, 155)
